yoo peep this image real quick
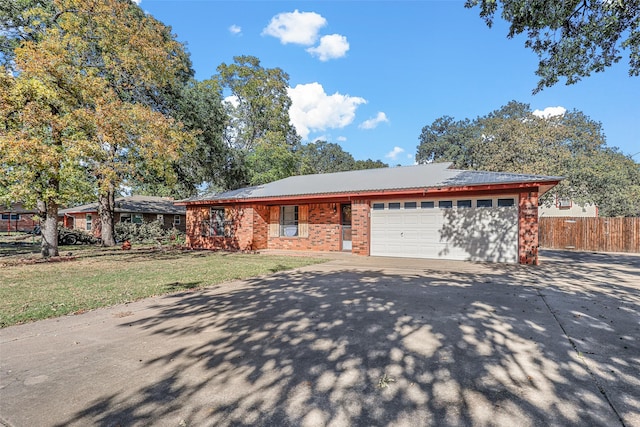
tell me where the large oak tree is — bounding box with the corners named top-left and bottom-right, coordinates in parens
top-left (1, 0), bottom-right (194, 254)
top-left (416, 101), bottom-right (640, 216)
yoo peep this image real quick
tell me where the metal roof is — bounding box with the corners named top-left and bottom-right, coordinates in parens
top-left (59, 196), bottom-right (185, 215)
top-left (183, 163), bottom-right (563, 203)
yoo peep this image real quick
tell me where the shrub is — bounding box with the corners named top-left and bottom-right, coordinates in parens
top-left (114, 220), bottom-right (177, 243)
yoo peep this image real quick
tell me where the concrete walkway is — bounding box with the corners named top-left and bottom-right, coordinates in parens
top-left (1, 250), bottom-right (639, 426)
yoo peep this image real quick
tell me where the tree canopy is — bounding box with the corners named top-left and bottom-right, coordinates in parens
top-left (1, 0), bottom-right (195, 253)
top-left (466, 0), bottom-right (640, 92)
top-left (217, 55), bottom-right (300, 187)
top-left (416, 101), bottom-right (640, 216)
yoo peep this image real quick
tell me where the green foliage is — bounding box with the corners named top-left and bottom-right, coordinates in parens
top-left (416, 101), bottom-right (640, 216)
top-left (114, 220), bottom-right (185, 244)
top-left (216, 55), bottom-right (301, 187)
top-left (465, 0), bottom-right (640, 92)
top-left (299, 140), bottom-right (389, 175)
top-left (299, 140), bottom-right (357, 174)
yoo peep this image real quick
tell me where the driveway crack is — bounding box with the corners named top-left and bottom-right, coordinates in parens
top-left (536, 288), bottom-right (627, 427)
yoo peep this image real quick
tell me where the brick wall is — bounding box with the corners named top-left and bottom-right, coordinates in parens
top-left (186, 205), bottom-right (261, 251)
top-left (268, 203), bottom-right (342, 251)
top-left (351, 200), bottom-right (370, 256)
top-left (518, 191), bottom-right (539, 265)
top-left (0, 214), bottom-right (38, 233)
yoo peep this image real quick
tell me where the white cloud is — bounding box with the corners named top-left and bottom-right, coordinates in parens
top-left (132, 0), bottom-right (141, 4)
top-left (288, 82), bottom-right (366, 140)
top-left (533, 106), bottom-right (566, 118)
top-left (229, 25), bottom-right (242, 35)
top-left (386, 146), bottom-right (405, 160)
top-left (337, 136), bottom-right (347, 142)
top-left (223, 95), bottom-right (239, 108)
top-left (306, 34), bottom-right (349, 61)
top-left (359, 111), bottom-right (389, 130)
top-left (262, 10), bottom-right (326, 45)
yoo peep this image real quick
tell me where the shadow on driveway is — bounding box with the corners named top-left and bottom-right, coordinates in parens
top-left (1, 251), bottom-right (638, 426)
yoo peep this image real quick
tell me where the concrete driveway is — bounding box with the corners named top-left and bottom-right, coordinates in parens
top-left (1, 250), bottom-right (639, 427)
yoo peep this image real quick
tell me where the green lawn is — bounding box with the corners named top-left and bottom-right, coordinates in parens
top-left (0, 245), bottom-right (325, 327)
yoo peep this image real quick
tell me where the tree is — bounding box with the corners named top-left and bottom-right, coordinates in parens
top-left (131, 78), bottom-right (231, 198)
top-left (216, 55), bottom-right (301, 187)
top-left (466, 0), bottom-right (640, 92)
top-left (1, 0), bottom-right (194, 253)
top-left (1, 65), bottom-right (95, 257)
top-left (353, 159), bottom-right (389, 170)
top-left (299, 140), bottom-right (356, 174)
top-left (416, 101), bottom-right (640, 216)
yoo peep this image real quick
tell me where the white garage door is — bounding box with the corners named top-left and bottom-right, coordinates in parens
top-left (370, 198), bottom-right (518, 263)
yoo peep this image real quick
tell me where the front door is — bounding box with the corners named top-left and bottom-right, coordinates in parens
top-left (341, 204), bottom-right (352, 251)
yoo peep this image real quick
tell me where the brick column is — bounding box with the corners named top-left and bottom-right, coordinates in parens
top-left (518, 191), bottom-right (539, 265)
top-left (351, 199), bottom-right (370, 256)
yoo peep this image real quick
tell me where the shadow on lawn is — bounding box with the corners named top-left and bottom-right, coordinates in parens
top-left (56, 252), bottom-right (639, 426)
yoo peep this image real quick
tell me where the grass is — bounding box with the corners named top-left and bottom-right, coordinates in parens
top-left (0, 241), bottom-right (326, 327)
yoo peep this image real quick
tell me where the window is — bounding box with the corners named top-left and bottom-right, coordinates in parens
top-left (173, 215), bottom-right (181, 225)
top-left (280, 205), bottom-right (298, 237)
top-left (404, 202), bottom-right (417, 209)
top-left (132, 214), bottom-right (143, 224)
top-left (457, 200), bottom-right (472, 208)
top-left (209, 208), bottom-right (225, 236)
top-left (120, 213), bottom-right (131, 223)
top-left (477, 199), bottom-right (493, 208)
top-left (498, 198), bottom-right (515, 207)
top-left (372, 203), bottom-right (385, 210)
top-left (439, 201), bottom-right (453, 209)
top-left (1, 213), bottom-right (20, 220)
top-left (156, 214), bottom-right (164, 223)
top-left (557, 197), bottom-right (572, 208)
top-left (388, 202), bottom-right (401, 210)
top-left (421, 201), bottom-right (434, 209)
top-left (86, 214), bottom-right (92, 231)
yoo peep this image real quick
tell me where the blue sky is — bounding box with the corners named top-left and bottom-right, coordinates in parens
top-left (137, 1), bottom-right (639, 165)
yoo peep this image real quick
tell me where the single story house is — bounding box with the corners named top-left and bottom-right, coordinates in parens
top-left (1, 203), bottom-right (39, 233)
top-left (60, 195), bottom-right (186, 236)
top-left (177, 163), bottom-right (562, 265)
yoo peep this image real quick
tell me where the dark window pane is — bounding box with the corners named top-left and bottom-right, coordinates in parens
top-left (421, 201), bottom-right (435, 209)
top-left (457, 200), bottom-right (472, 208)
top-left (389, 203), bottom-right (401, 210)
top-left (404, 202), bottom-right (417, 209)
top-left (372, 203), bottom-right (384, 210)
top-left (477, 199), bottom-right (493, 208)
top-left (439, 201), bottom-right (453, 209)
top-left (498, 198), bottom-right (515, 207)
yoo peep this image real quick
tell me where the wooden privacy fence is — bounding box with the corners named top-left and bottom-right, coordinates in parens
top-left (539, 217), bottom-right (640, 253)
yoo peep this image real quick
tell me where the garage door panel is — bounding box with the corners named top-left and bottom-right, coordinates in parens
top-left (371, 201), bottom-right (518, 263)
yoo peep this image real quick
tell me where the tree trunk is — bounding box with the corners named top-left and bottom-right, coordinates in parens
top-left (38, 200), bottom-right (59, 258)
top-left (99, 189), bottom-right (116, 246)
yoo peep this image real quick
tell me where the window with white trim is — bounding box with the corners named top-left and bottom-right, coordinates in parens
top-left (1, 213), bottom-right (20, 220)
top-left (86, 214), bottom-right (92, 231)
top-left (280, 206), bottom-right (298, 237)
top-left (173, 215), bottom-right (181, 225)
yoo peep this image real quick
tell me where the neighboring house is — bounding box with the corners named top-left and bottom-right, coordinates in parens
top-left (0, 203), bottom-right (39, 233)
top-left (539, 195), bottom-right (598, 217)
top-left (177, 163), bottom-right (562, 265)
top-left (59, 195), bottom-right (186, 236)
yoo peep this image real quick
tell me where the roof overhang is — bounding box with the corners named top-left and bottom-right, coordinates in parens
top-left (178, 180), bottom-right (561, 206)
